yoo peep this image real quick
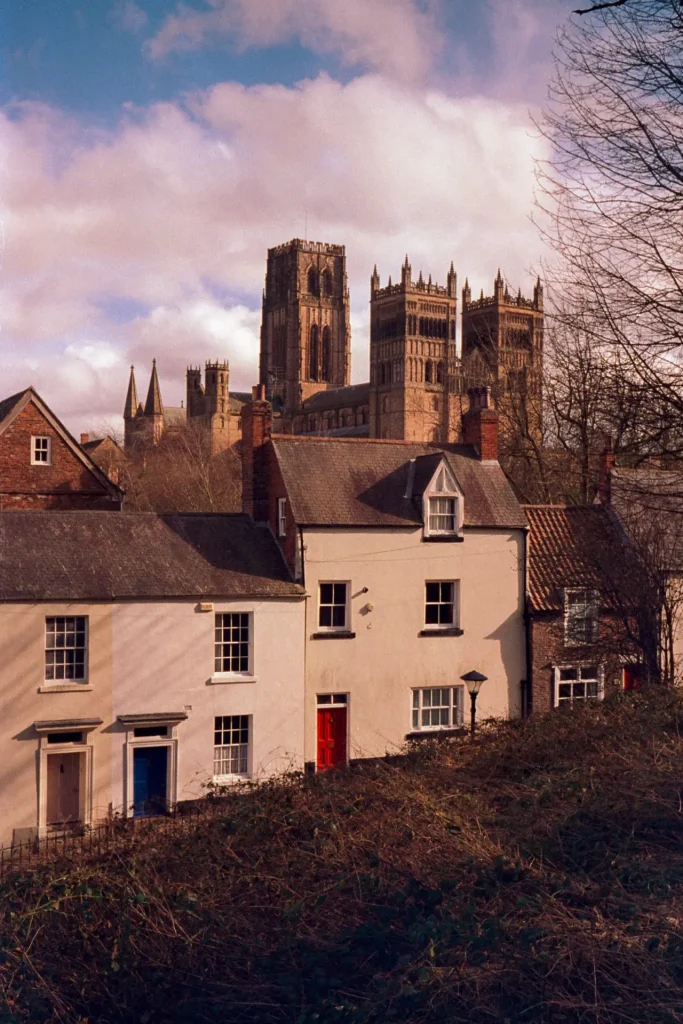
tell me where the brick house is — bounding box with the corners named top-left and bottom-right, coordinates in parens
top-left (524, 504), bottom-right (637, 713)
top-left (0, 387), bottom-right (123, 510)
top-left (242, 383), bottom-right (528, 768)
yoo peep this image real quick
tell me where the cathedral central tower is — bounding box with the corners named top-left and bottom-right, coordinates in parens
top-left (259, 239), bottom-right (351, 415)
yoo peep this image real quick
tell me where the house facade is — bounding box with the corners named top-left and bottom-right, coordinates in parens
top-left (242, 384), bottom-right (528, 768)
top-left (0, 387), bottom-right (123, 510)
top-left (0, 512), bottom-right (304, 847)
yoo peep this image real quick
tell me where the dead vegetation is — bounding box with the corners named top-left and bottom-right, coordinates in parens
top-left (2, 689), bottom-right (683, 1023)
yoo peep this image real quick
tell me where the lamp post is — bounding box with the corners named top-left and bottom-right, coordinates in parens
top-left (461, 670), bottom-right (487, 738)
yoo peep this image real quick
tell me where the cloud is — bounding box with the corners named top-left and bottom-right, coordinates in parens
top-left (146, 0), bottom-right (441, 83)
top-left (0, 73), bottom-right (546, 435)
top-left (110, 1), bottom-right (149, 34)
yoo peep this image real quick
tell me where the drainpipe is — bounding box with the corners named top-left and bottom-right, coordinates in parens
top-left (522, 525), bottom-right (532, 718)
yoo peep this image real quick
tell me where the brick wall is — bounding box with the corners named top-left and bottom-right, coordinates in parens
top-left (0, 402), bottom-right (119, 510)
top-left (530, 612), bottom-right (625, 714)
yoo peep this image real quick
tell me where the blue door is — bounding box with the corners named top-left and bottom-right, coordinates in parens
top-left (133, 746), bottom-right (168, 817)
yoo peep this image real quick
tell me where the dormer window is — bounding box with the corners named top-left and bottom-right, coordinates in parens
top-left (422, 461), bottom-right (463, 539)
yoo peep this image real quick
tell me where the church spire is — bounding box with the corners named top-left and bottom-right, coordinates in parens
top-left (123, 365), bottom-right (138, 420)
top-left (144, 359), bottom-right (164, 417)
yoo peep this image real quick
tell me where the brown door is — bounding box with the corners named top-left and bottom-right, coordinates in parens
top-left (317, 706), bottom-right (348, 770)
top-left (46, 752), bottom-right (82, 825)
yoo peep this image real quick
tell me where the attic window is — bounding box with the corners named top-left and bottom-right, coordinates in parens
top-left (31, 435), bottom-right (52, 465)
top-left (423, 463), bottom-right (462, 538)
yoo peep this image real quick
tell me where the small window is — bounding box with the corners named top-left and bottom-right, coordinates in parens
top-left (214, 613), bottom-right (250, 674)
top-left (31, 435), bottom-right (52, 465)
top-left (555, 665), bottom-right (602, 705)
top-left (412, 687), bottom-right (463, 730)
top-left (45, 616), bottom-right (87, 682)
top-left (425, 581), bottom-right (457, 627)
top-left (278, 497), bottom-right (287, 537)
top-left (133, 725), bottom-right (168, 738)
top-left (213, 715), bottom-right (250, 777)
top-left (317, 693), bottom-right (348, 706)
top-left (428, 497), bottom-right (456, 534)
top-left (423, 463), bottom-right (461, 537)
top-left (47, 732), bottom-right (83, 744)
top-left (318, 582), bottom-right (349, 630)
top-left (564, 590), bottom-right (599, 646)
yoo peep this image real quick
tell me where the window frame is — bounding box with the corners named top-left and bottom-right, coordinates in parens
top-left (31, 435), bottom-right (52, 466)
top-left (277, 497), bottom-right (287, 538)
top-left (213, 714), bottom-right (251, 781)
top-left (564, 589), bottom-right (599, 647)
top-left (44, 616), bottom-right (89, 685)
top-left (424, 580), bottom-right (459, 630)
top-left (213, 612), bottom-right (253, 679)
top-left (422, 462), bottom-right (463, 539)
top-left (553, 664), bottom-right (604, 707)
top-left (317, 581), bottom-right (350, 632)
top-left (411, 686), bottom-right (464, 732)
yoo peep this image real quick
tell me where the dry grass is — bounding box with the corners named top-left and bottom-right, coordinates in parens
top-left (2, 688), bottom-right (683, 1023)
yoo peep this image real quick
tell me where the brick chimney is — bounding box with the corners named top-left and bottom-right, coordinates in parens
top-left (80, 433), bottom-right (89, 445)
top-left (242, 383), bottom-right (272, 521)
top-left (598, 436), bottom-right (615, 504)
top-left (462, 386), bottom-right (498, 461)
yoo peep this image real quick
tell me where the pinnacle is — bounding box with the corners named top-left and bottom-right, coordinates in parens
top-left (144, 359), bottom-right (164, 417)
top-left (123, 364), bottom-right (138, 420)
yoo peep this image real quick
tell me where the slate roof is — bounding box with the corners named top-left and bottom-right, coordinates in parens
top-left (0, 512), bottom-right (303, 601)
top-left (608, 467), bottom-right (683, 571)
top-left (524, 504), bottom-right (622, 613)
top-left (271, 437), bottom-right (526, 529)
top-left (302, 382), bottom-right (370, 413)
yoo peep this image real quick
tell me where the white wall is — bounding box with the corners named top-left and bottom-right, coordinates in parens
top-left (302, 527), bottom-right (525, 762)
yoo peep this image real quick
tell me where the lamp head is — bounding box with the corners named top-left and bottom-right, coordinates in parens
top-left (461, 670), bottom-right (487, 696)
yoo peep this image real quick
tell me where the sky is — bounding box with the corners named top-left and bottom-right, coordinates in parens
top-left (0, 0), bottom-right (577, 436)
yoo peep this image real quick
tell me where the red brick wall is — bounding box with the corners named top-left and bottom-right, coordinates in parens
top-left (530, 613), bottom-right (625, 714)
top-left (0, 402), bottom-right (119, 510)
top-left (462, 408), bottom-right (499, 461)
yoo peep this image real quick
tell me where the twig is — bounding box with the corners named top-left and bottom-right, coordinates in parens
top-left (574, 0), bottom-right (627, 14)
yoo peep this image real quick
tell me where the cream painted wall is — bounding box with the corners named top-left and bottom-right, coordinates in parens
top-left (0, 597), bottom-right (305, 847)
top-left (302, 527), bottom-right (526, 763)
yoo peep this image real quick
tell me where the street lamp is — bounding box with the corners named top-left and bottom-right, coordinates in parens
top-left (461, 670), bottom-right (487, 738)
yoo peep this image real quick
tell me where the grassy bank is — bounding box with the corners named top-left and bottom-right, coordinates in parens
top-left (2, 689), bottom-right (683, 1023)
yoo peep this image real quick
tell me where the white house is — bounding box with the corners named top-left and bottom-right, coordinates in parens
top-left (0, 511), bottom-right (305, 847)
top-left (242, 385), bottom-right (528, 769)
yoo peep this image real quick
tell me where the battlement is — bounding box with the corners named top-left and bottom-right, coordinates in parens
top-left (465, 294), bottom-right (539, 312)
top-left (205, 359), bottom-right (230, 370)
top-left (268, 238), bottom-right (346, 257)
top-left (374, 279), bottom-right (451, 299)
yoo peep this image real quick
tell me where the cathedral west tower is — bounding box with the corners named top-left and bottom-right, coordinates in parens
top-left (259, 239), bottom-right (351, 416)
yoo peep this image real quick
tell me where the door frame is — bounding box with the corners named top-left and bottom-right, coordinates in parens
top-left (316, 693), bottom-right (349, 771)
top-left (37, 731), bottom-right (95, 834)
top-left (120, 715), bottom-right (186, 818)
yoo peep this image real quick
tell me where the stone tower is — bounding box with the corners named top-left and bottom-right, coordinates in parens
top-left (259, 239), bottom-right (351, 415)
top-left (461, 271), bottom-right (543, 445)
top-left (369, 257), bottom-right (460, 442)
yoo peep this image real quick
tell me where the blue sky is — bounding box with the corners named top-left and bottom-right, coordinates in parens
top-left (0, 0), bottom-right (576, 433)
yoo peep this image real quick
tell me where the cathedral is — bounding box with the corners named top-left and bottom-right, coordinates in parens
top-left (124, 238), bottom-right (543, 451)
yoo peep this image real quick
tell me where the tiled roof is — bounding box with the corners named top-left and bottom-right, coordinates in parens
top-left (302, 382), bottom-right (370, 413)
top-left (609, 467), bottom-right (683, 571)
top-left (0, 512), bottom-right (303, 601)
top-left (272, 437), bottom-right (526, 529)
top-left (0, 390), bottom-right (26, 428)
top-left (524, 504), bottom-right (621, 613)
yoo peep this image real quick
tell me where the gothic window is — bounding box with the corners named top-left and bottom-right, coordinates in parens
top-left (419, 317), bottom-right (424, 336)
top-left (450, 321), bottom-right (456, 340)
top-left (362, 407), bottom-right (369, 424)
top-left (425, 360), bottom-right (434, 384)
top-left (382, 396), bottom-right (389, 413)
top-left (308, 267), bottom-right (319, 296)
top-left (274, 326), bottom-right (286, 371)
top-left (321, 326), bottom-right (331, 382)
top-left (436, 361), bottom-right (444, 384)
top-left (385, 361), bottom-right (392, 384)
top-left (322, 268), bottom-right (333, 297)
top-left (309, 324), bottom-right (319, 381)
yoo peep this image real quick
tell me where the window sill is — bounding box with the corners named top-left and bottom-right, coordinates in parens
top-left (38, 683), bottom-right (92, 693)
top-left (419, 628), bottom-right (464, 637)
top-left (209, 674), bottom-right (257, 685)
top-left (405, 727), bottom-right (466, 741)
top-left (423, 535), bottom-right (464, 543)
top-left (311, 631), bottom-right (356, 640)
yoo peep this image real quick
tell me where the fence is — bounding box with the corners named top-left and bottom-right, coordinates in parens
top-left (0, 800), bottom-right (224, 881)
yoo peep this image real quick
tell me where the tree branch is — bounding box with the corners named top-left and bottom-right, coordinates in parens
top-left (573, 0), bottom-right (627, 14)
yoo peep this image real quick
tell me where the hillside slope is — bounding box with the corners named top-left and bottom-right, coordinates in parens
top-left (2, 690), bottom-right (683, 1023)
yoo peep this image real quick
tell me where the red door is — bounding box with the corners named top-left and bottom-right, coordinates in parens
top-left (624, 665), bottom-right (643, 691)
top-left (317, 707), bottom-right (347, 770)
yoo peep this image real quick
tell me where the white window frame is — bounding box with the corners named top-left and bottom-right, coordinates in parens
top-left (411, 687), bottom-right (464, 731)
top-left (564, 589), bottom-right (599, 646)
top-left (318, 581), bottom-right (350, 632)
top-left (44, 616), bottom-right (89, 686)
top-left (213, 714), bottom-right (251, 781)
top-left (31, 435), bottom-right (52, 465)
top-left (278, 497), bottom-right (287, 537)
top-left (424, 580), bottom-right (459, 629)
top-left (212, 611), bottom-right (254, 681)
top-left (422, 461), bottom-right (464, 538)
top-left (552, 664), bottom-right (604, 707)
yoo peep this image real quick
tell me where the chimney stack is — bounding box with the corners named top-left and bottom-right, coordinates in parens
top-left (598, 436), bottom-right (615, 504)
top-left (242, 383), bottom-right (272, 521)
top-left (462, 386), bottom-right (498, 462)
top-left (80, 433), bottom-right (89, 445)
